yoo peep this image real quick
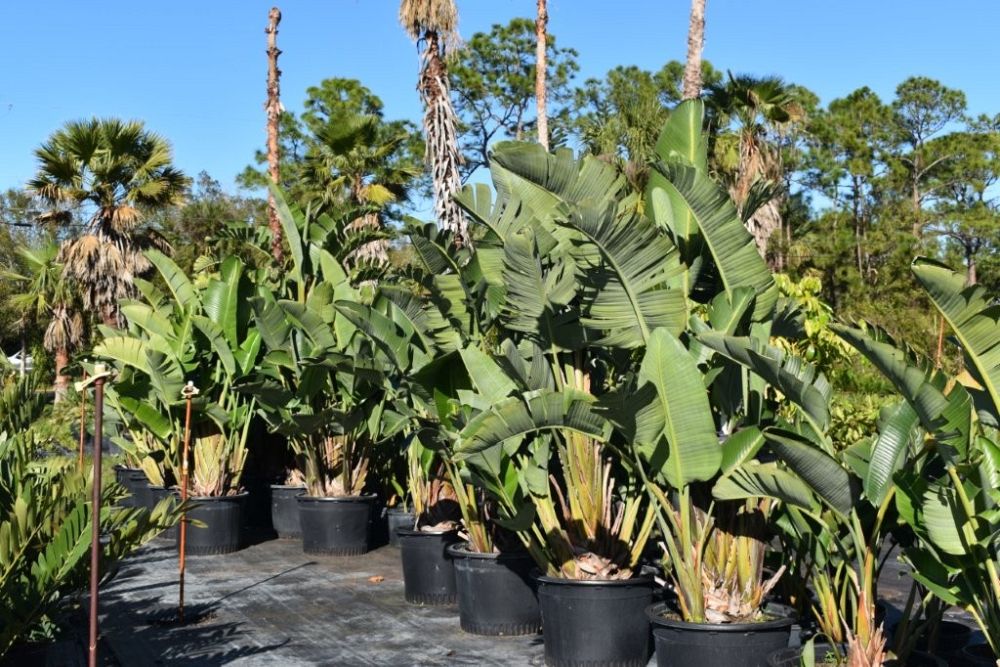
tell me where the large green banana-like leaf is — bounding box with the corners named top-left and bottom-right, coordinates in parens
top-left (646, 99), bottom-right (707, 253)
top-left (278, 300), bottom-right (337, 351)
top-left (119, 302), bottom-right (175, 344)
top-left (202, 255), bottom-right (246, 348)
top-left (454, 182), bottom-right (531, 242)
top-left (912, 258), bottom-right (1000, 423)
top-left (764, 428), bottom-right (857, 516)
top-left (380, 286), bottom-right (462, 354)
top-left (250, 296), bottom-right (291, 354)
top-left (653, 162), bottom-right (777, 321)
top-left (865, 400), bottom-right (921, 505)
top-left (94, 336), bottom-right (152, 374)
top-left (191, 315), bottom-right (236, 377)
top-left (145, 249), bottom-right (198, 312)
top-left (567, 204), bottom-right (687, 348)
top-left (456, 389), bottom-right (609, 458)
top-left (713, 461), bottom-right (819, 511)
top-left (268, 183), bottom-right (304, 287)
top-left (720, 426), bottom-right (765, 475)
top-left (335, 301), bottom-right (411, 371)
top-left (459, 346), bottom-right (517, 404)
top-left (699, 333), bottom-right (831, 434)
top-left (896, 472), bottom-right (972, 558)
top-left (633, 328), bottom-right (721, 487)
top-left (501, 227), bottom-right (582, 350)
top-left (831, 324), bottom-right (971, 458)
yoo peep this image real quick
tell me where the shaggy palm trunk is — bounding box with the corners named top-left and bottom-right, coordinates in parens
top-left (347, 213), bottom-right (390, 267)
top-left (682, 0), bottom-right (706, 100)
top-left (734, 134), bottom-right (781, 262)
top-left (265, 7), bottom-right (284, 265)
top-left (418, 30), bottom-right (468, 247)
top-left (535, 0), bottom-right (549, 150)
top-left (54, 347), bottom-right (69, 401)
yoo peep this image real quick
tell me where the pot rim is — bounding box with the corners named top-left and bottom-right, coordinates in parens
top-left (646, 601), bottom-right (796, 632)
top-left (386, 506), bottom-right (415, 515)
top-left (889, 618), bottom-right (972, 634)
top-left (296, 493), bottom-right (377, 503)
top-left (188, 492), bottom-right (249, 501)
top-left (532, 569), bottom-right (655, 587)
top-left (395, 527), bottom-right (457, 537)
top-left (446, 542), bottom-right (533, 560)
top-left (270, 484), bottom-right (306, 490)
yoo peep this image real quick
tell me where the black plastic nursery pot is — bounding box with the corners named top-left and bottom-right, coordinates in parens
top-left (270, 485), bottom-right (305, 539)
top-left (386, 507), bottom-right (415, 547)
top-left (148, 486), bottom-right (180, 542)
top-left (297, 494), bottom-right (376, 555)
top-left (447, 543), bottom-right (541, 636)
top-left (911, 619), bottom-right (972, 655)
top-left (959, 644), bottom-right (999, 667)
top-left (180, 493), bottom-right (247, 555)
top-left (648, 601), bottom-right (795, 667)
top-left (536, 572), bottom-right (654, 667)
top-left (397, 528), bottom-right (459, 605)
top-left (120, 468), bottom-right (150, 508)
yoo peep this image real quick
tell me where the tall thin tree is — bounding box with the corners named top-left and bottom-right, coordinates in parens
top-left (535, 0), bottom-right (549, 149)
top-left (399, 0), bottom-right (469, 247)
top-left (682, 0), bottom-right (706, 100)
top-left (265, 7), bottom-right (285, 264)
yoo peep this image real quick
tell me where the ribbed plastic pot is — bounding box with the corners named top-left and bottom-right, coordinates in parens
top-left (180, 493), bottom-right (247, 555)
top-left (536, 572), bottom-right (654, 667)
top-left (387, 508), bottom-right (414, 547)
top-left (911, 619), bottom-right (972, 655)
top-left (398, 529), bottom-right (459, 605)
top-left (270, 485), bottom-right (304, 539)
top-left (148, 486), bottom-right (179, 542)
top-left (649, 601), bottom-right (795, 667)
top-left (959, 644), bottom-right (998, 666)
top-left (123, 469), bottom-right (151, 509)
top-left (297, 494), bottom-right (375, 555)
top-left (447, 544), bottom-right (540, 636)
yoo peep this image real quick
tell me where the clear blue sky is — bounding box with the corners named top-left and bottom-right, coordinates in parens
top-left (3, 0), bottom-right (998, 196)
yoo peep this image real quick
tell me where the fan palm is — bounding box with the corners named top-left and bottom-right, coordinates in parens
top-left (707, 74), bottom-right (803, 261)
top-left (304, 114), bottom-right (422, 269)
top-left (399, 0), bottom-right (468, 247)
top-left (2, 241), bottom-right (83, 397)
top-left (28, 118), bottom-right (190, 327)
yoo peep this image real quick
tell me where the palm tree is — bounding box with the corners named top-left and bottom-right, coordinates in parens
top-left (535, 0), bottom-right (549, 149)
top-left (399, 0), bottom-right (468, 247)
top-left (305, 114), bottom-right (423, 268)
top-left (28, 118), bottom-right (189, 327)
top-left (2, 242), bottom-right (83, 398)
top-left (707, 74), bottom-right (802, 261)
top-left (682, 0), bottom-right (706, 100)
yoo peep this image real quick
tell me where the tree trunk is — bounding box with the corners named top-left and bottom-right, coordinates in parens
top-left (419, 30), bottom-right (469, 248)
top-left (265, 7), bottom-right (285, 265)
top-left (966, 247), bottom-right (978, 285)
top-left (682, 0), bottom-right (706, 100)
top-left (911, 180), bottom-right (922, 238)
top-left (535, 0), bottom-right (549, 150)
top-left (54, 347), bottom-right (69, 402)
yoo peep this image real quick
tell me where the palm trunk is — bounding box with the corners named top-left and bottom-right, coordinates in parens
top-left (54, 347), bottom-right (69, 401)
top-left (682, 0), bottom-right (706, 100)
top-left (535, 0), bottom-right (549, 150)
top-left (265, 7), bottom-right (285, 265)
top-left (419, 30), bottom-right (468, 248)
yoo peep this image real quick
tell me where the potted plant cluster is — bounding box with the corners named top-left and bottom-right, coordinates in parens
top-left (243, 193), bottom-right (406, 556)
top-left (97, 251), bottom-right (261, 554)
top-left (91, 96), bottom-right (1000, 667)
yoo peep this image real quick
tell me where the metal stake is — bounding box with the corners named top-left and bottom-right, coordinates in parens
top-left (77, 364), bottom-right (112, 667)
top-left (178, 381), bottom-right (199, 623)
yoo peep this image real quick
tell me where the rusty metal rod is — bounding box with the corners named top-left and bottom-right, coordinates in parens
top-left (178, 381), bottom-right (197, 623)
top-left (88, 372), bottom-right (106, 667)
